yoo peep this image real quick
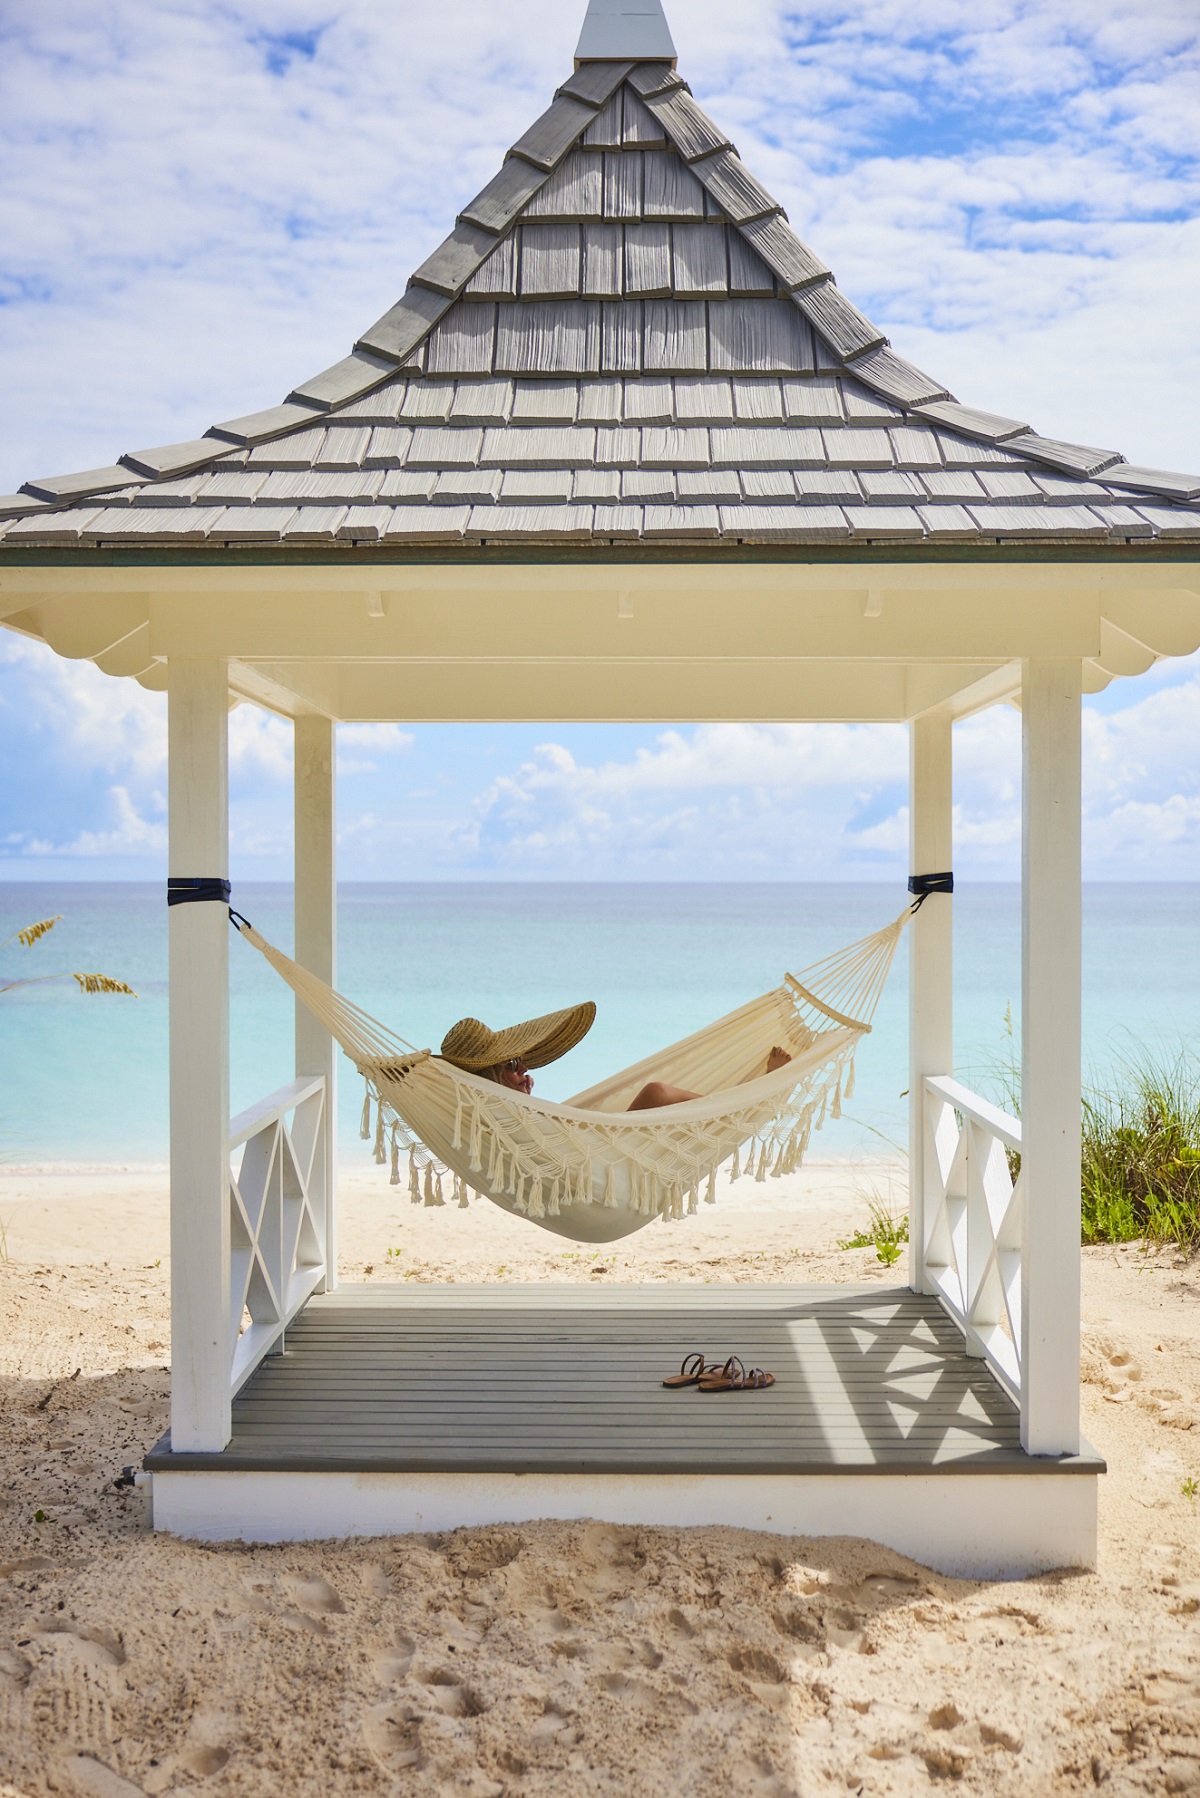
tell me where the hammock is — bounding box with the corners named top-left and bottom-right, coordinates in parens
top-left (234, 910), bottom-right (910, 1244)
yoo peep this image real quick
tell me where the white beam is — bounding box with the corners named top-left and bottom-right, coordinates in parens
top-left (909, 715), bottom-right (953, 1297)
top-left (1020, 659), bottom-right (1082, 1456)
top-left (168, 658), bottom-right (232, 1451)
top-left (294, 715), bottom-right (338, 1291)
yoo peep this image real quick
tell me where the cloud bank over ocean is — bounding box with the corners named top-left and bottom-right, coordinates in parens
top-left (1, 0), bottom-right (1197, 882)
top-left (3, 635), bottom-right (1200, 882)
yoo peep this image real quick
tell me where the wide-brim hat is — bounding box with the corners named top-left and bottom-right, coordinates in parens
top-left (440, 1000), bottom-right (596, 1074)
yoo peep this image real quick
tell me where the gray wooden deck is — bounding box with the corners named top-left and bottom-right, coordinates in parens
top-left (146, 1284), bottom-right (1103, 1477)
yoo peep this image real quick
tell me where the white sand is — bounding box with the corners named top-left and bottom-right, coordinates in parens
top-left (1, 1160), bottom-right (1200, 1796)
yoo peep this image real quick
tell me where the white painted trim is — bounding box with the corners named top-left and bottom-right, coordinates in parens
top-left (168, 658), bottom-right (232, 1453)
top-left (908, 714), bottom-right (953, 1297)
top-left (227, 1077), bottom-right (328, 1395)
top-left (150, 1467), bottom-right (1097, 1580)
top-left (1021, 659), bottom-right (1083, 1456)
top-left (925, 1075), bottom-right (1021, 1148)
top-left (293, 713), bottom-right (338, 1290)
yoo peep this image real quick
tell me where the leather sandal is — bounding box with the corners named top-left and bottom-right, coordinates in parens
top-left (698, 1356), bottom-right (775, 1392)
top-left (662, 1352), bottom-right (720, 1388)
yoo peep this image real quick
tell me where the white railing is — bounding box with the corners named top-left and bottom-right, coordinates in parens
top-left (228, 1076), bottom-right (328, 1395)
top-left (922, 1076), bottom-right (1023, 1406)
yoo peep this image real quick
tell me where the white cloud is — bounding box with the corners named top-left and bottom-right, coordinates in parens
top-left (0, 0), bottom-right (1196, 490)
top-left (23, 785), bottom-right (167, 858)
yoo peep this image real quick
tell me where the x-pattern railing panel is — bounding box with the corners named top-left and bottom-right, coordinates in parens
top-left (228, 1077), bottom-right (327, 1395)
top-left (923, 1076), bottom-right (1023, 1406)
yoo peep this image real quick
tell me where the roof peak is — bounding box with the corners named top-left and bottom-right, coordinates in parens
top-left (575, 0), bottom-right (676, 66)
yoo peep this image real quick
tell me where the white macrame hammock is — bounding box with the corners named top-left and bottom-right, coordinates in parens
top-left (235, 909), bottom-right (910, 1244)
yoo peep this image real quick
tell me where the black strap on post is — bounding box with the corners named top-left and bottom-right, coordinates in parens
top-left (166, 877), bottom-right (252, 933)
top-left (167, 877), bottom-right (231, 907)
top-left (908, 871), bottom-right (954, 911)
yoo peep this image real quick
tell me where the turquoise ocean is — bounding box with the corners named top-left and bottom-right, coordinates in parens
top-left (0, 883), bottom-right (1197, 1166)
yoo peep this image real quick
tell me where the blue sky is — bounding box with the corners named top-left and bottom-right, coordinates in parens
top-left (1, 0), bottom-right (1199, 884)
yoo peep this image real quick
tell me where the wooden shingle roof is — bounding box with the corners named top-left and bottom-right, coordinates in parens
top-left (3, 20), bottom-right (1198, 555)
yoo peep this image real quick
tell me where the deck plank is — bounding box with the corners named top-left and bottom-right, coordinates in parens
top-left (146, 1284), bottom-right (1104, 1477)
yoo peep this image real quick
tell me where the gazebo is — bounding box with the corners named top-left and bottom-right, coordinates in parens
top-left (3, 0), bottom-right (1198, 1576)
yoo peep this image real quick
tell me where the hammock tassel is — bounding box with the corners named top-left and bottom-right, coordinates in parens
top-left (844, 1058), bottom-right (856, 1102)
top-left (604, 1162), bottom-right (617, 1210)
top-left (457, 1176), bottom-right (470, 1210)
top-left (730, 1144), bottom-right (741, 1182)
top-left (359, 1085), bottom-right (372, 1142)
top-left (389, 1126), bottom-right (400, 1186)
top-left (373, 1105), bottom-right (387, 1166)
top-left (468, 1105), bottom-right (483, 1174)
top-left (409, 1148), bottom-right (420, 1205)
top-left (435, 1171), bottom-right (445, 1207)
top-left (705, 1167), bottom-right (717, 1206)
top-left (452, 1092), bottom-right (464, 1152)
top-left (547, 1177), bottom-right (561, 1217)
top-left (423, 1162), bottom-right (435, 1206)
top-left (755, 1140), bottom-right (769, 1183)
top-left (528, 1178), bottom-right (545, 1220)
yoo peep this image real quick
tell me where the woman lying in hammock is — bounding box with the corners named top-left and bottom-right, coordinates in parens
top-left (439, 1004), bottom-right (792, 1110)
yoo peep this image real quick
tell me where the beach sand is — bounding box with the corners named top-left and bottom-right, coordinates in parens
top-left (1, 1161), bottom-right (1199, 1796)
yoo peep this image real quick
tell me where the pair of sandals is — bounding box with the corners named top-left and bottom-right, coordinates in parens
top-left (662, 1352), bottom-right (775, 1393)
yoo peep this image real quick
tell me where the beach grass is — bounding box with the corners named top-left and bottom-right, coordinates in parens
top-left (981, 1016), bottom-right (1200, 1256)
top-left (838, 1193), bottom-right (909, 1266)
top-left (1080, 1053), bottom-right (1200, 1254)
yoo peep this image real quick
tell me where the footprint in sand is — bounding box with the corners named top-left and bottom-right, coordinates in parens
top-left (286, 1575), bottom-right (344, 1614)
top-left (38, 1621), bottom-right (126, 1668)
top-left (772, 1604), bottom-right (822, 1645)
top-left (861, 1573), bottom-right (921, 1601)
top-left (727, 1643), bottom-right (792, 1700)
top-left (363, 1699), bottom-right (422, 1771)
top-left (417, 1665), bottom-right (488, 1717)
top-left (0, 1646), bottom-right (31, 1684)
top-left (56, 1755), bottom-right (145, 1798)
top-left (178, 1745), bottom-right (230, 1779)
top-left (530, 1703), bottom-right (571, 1739)
top-left (371, 1634), bottom-right (415, 1681)
top-left (598, 1671), bottom-right (657, 1708)
top-left (452, 1530), bottom-right (524, 1579)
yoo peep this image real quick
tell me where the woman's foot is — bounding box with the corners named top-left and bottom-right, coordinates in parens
top-left (766, 1045), bottom-right (792, 1072)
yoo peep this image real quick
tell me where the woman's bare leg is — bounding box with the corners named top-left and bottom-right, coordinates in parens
top-left (628, 1049), bottom-right (794, 1112)
top-left (628, 1080), bottom-right (701, 1111)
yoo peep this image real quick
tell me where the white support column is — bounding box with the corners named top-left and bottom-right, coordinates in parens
top-left (1020, 660), bottom-right (1083, 1455)
top-left (908, 713), bottom-right (954, 1297)
top-left (168, 659), bottom-right (231, 1452)
top-left (294, 715), bottom-right (338, 1290)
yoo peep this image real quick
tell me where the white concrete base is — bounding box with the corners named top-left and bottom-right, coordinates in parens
top-left (150, 1468), bottom-right (1098, 1581)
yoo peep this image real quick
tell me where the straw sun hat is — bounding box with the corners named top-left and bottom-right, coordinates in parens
top-left (440, 1001), bottom-right (596, 1074)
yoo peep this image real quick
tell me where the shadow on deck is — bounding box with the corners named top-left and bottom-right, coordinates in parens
top-left (146, 1283), bottom-right (1103, 1478)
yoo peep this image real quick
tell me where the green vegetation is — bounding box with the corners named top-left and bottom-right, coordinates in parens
top-left (1080, 1054), bottom-right (1200, 1255)
top-left (1182, 1477), bottom-right (1198, 1504)
top-left (839, 1197), bottom-right (909, 1267)
top-left (980, 1010), bottom-right (1200, 1258)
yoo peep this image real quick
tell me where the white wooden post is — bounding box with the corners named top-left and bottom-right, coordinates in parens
top-left (908, 713), bottom-right (953, 1297)
top-left (1020, 659), bottom-right (1082, 1455)
top-left (294, 715), bottom-right (338, 1289)
top-left (168, 659), bottom-right (232, 1451)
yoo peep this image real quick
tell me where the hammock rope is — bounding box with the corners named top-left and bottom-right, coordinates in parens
top-left (234, 908), bottom-right (912, 1244)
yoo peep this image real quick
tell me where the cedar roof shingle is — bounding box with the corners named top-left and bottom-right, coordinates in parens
top-left (3, 34), bottom-right (1197, 552)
